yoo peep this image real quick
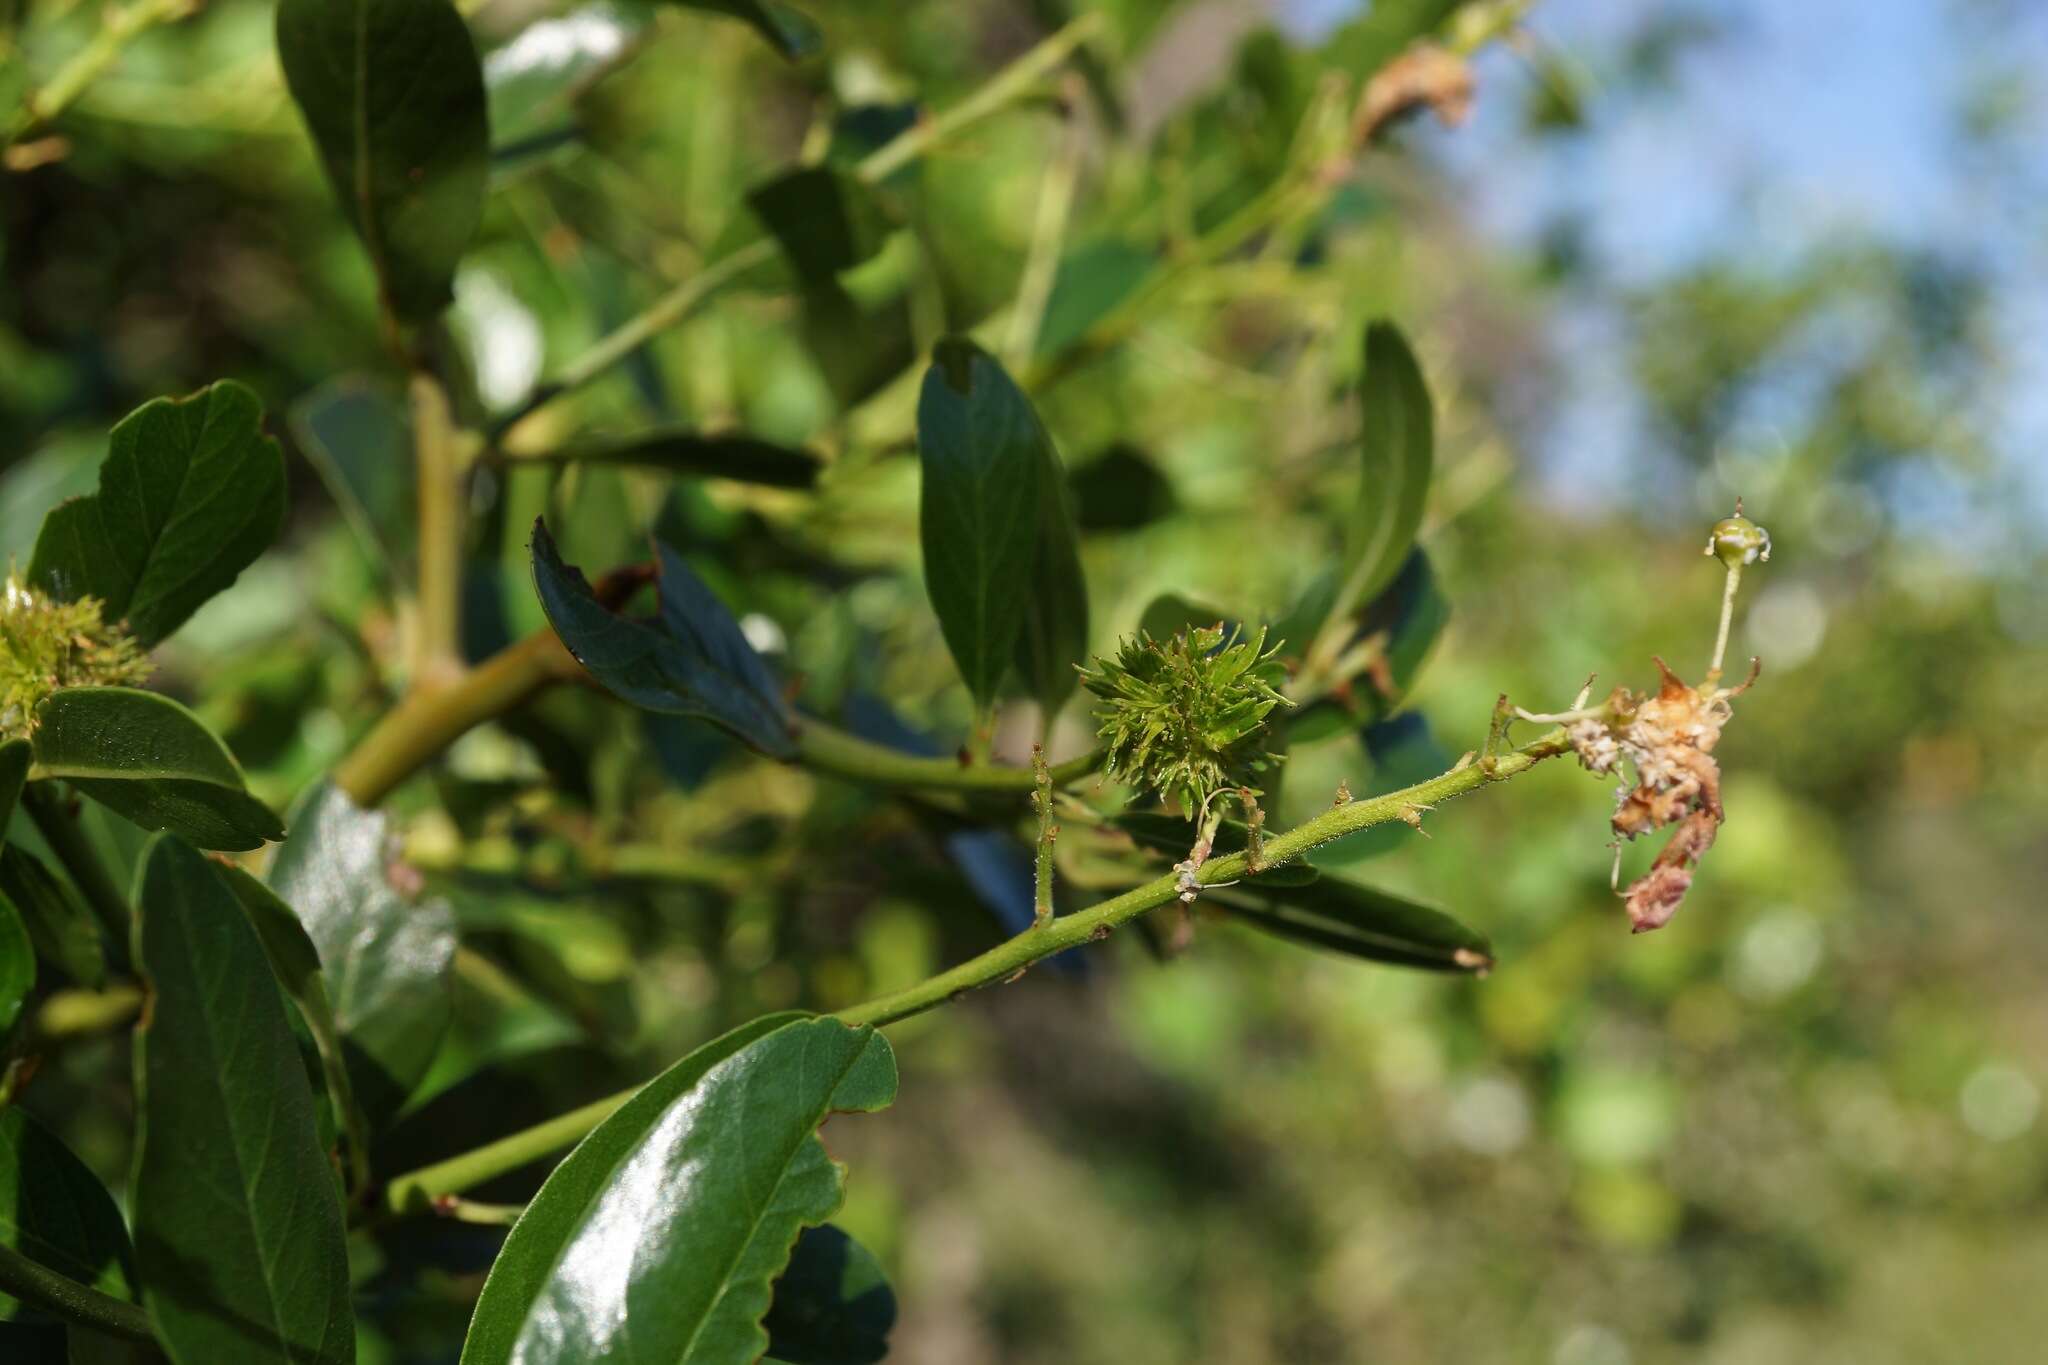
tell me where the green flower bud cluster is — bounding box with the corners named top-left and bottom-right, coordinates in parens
top-left (1080, 624), bottom-right (1290, 815)
top-left (1, 575), bottom-right (153, 740)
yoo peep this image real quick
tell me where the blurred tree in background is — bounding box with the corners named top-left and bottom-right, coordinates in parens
top-left (3, 1), bottom-right (2045, 1363)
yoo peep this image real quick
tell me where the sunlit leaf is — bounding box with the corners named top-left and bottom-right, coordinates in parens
top-left (461, 1016), bottom-right (895, 1365)
top-left (27, 382), bottom-right (286, 647)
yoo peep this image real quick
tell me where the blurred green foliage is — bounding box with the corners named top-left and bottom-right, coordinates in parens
top-left (4, 1), bottom-right (2045, 1362)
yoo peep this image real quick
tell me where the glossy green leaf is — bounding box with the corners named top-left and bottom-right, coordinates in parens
top-left (916, 339), bottom-right (1049, 709)
top-left (666, 0), bottom-right (820, 60)
top-left (129, 837), bottom-right (354, 1364)
top-left (28, 688), bottom-right (284, 851)
top-left (532, 521), bottom-right (797, 756)
top-left (216, 863), bottom-right (372, 1183)
top-left (540, 429), bottom-right (822, 489)
top-left (289, 376), bottom-right (413, 581)
top-left (461, 1016), bottom-right (896, 1365)
top-left (1217, 875), bottom-right (1491, 974)
top-left (266, 782), bottom-right (456, 1125)
top-left (27, 382), bottom-right (286, 647)
top-left (762, 1224), bottom-right (896, 1365)
top-left (0, 892), bottom-right (29, 1037)
top-left (1331, 321), bottom-right (1433, 622)
top-left (749, 166), bottom-right (889, 283)
top-left (277, 0), bottom-right (490, 323)
top-left (0, 846), bottom-right (103, 987)
top-left (0, 740), bottom-right (27, 833)
top-left (0, 1108), bottom-right (137, 1321)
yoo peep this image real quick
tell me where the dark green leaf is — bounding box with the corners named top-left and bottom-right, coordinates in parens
top-left (915, 339), bottom-right (1049, 708)
top-left (763, 1225), bottom-right (896, 1365)
top-left (0, 891), bottom-right (28, 1036)
top-left (1012, 419), bottom-right (1089, 716)
top-left (0, 740), bottom-right (27, 833)
top-left (0, 846), bottom-right (103, 987)
top-left (749, 166), bottom-right (890, 283)
top-left (540, 429), bottom-right (822, 489)
top-left (266, 782), bottom-right (457, 1124)
top-left (129, 837), bottom-right (353, 1364)
top-left (276, 0), bottom-right (491, 322)
top-left (1331, 321), bottom-right (1433, 622)
top-left (531, 521), bottom-right (797, 756)
top-left (1217, 875), bottom-right (1491, 973)
top-left (216, 863), bottom-right (372, 1180)
top-left (665, 0), bottom-right (820, 60)
top-left (27, 382), bottom-right (286, 646)
top-left (461, 1016), bottom-right (896, 1365)
top-left (0, 1108), bottom-right (137, 1321)
top-left (407, 948), bottom-right (582, 1112)
top-left (28, 688), bottom-right (284, 851)
top-left (289, 376), bottom-right (413, 581)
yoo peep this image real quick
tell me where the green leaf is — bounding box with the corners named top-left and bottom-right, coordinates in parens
top-left (915, 339), bottom-right (1049, 709)
top-left (0, 891), bottom-right (29, 1037)
top-left (0, 740), bottom-right (27, 833)
top-left (461, 1016), bottom-right (896, 1365)
top-left (27, 382), bottom-right (286, 647)
top-left (1012, 418), bottom-right (1089, 717)
top-left (0, 1108), bottom-right (137, 1321)
top-left (665, 0), bottom-right (820, 60)
top-left (276, 0), bottom-right (491, 323)
top-left (762, 1225), bottom-right (896, 1365)
top-left (266, 782), bottom-right (457, 1125)
top-left (28, 688), bottom-right (284, 851)
top-left (0, 846), bottom-right (103, 987)
top-left (1217, 875), bottom-right (1491, 974)
top-left (216, 863), bottom-right (372, 1185)
top-left (748, 166), bottom-right (890, 283)
top-left (289, 376), bottom-right (413, 582)
top-left (531, 521), bottom-right (797, 757)
top-left (129, 837), bottom-right (354, 1364)
top-left (540, 429), bottom-right (823, 489)
top-left (1331, 321), bottom-right (1433, 622)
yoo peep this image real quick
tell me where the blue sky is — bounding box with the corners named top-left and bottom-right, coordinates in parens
top-left (1302, 0), bottom-right (2048, 536)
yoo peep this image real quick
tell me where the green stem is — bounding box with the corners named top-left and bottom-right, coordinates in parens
top-left (4, 0), bottom-right (192, 146)
top-left (372, 729), bottom-right (1566, 1213)
top-left (0, 1242), bottom-right (156, 1345)
top-left (409, 371), bottom-right (464, 686)
top-left (1031, 745), bottom-right (1055, 925)
top-left (795, 719), bottom-right (1101, 794)
top-left (332, 628), bottom-right (585, 807)
top-left (21, 784), bottom-right (130, 969)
